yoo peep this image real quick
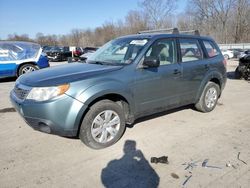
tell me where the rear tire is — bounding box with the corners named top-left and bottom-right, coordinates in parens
top-left (79, 100), bottom-right (126, 149)
top-left (195, 82), bottom-right (220, 113)
top-left (18, 64), bottom-right (38, 77)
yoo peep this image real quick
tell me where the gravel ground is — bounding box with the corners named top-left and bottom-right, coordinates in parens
top-left (0, 59), bottom-right (249, 188)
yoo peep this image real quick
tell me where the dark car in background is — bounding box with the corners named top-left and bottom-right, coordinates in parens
top-left (46, 46), bottom-right (72, 61)
top-left (42, 46), bottom-right (53, 53)
top-left (80, 47), bottom-right (98, 61)
top-left (228, 48), bottom-right (244, 58)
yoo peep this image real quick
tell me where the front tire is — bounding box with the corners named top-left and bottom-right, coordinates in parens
top-left (195, 82), bottom-right (220, 113)
top-left (79, 100), bottom-right (126, 149)
top-left (18, 64), bottom-right (38, 77)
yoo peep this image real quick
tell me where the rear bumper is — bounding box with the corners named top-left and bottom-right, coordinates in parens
top-left (10, 91), bottom-right (88, 137)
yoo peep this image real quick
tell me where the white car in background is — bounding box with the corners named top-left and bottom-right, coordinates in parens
top-left (221, 49), bottom-right (234, 60)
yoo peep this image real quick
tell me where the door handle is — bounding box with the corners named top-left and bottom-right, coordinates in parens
top-left (204, 64), bottom-right (209, 70)
top-left (173, 69), bottom-right (181, 74)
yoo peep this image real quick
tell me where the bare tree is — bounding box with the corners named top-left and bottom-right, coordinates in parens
top-left (232, 0), bottom-right (250, 42)
top-left (70, 29), bottom-right (84, 47)
top-left (188, 0), bottom-right (235, 43)
top-left (7, 33), bottom-right (33, 42)
top-left (139, 0), bottom-right (178, 29)
top-left (125, 10), bottom-right (148, 33)
top-left (177, 13), bottom-right (195, 31)
top-left (36, 32), bottom-right (48, 46)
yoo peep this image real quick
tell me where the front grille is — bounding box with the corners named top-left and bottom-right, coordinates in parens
top-left (14, 86), bottom-right (30, 100)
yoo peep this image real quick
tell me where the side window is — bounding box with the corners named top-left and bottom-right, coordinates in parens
top-left (180, 39), bottom-right (203, 62)
top-left (203, 40), bottom-right (220, 58)
top-left (145, 39), bottom-right (177, 66)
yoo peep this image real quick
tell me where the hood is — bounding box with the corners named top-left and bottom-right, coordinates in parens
top-left (18, 63), bottom-right (123, 87)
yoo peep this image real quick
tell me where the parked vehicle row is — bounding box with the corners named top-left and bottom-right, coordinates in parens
top-left (228, 48), bottom-right (244, 58)
top-left (221, 48), bottom-right (250, 59)
top-left (42, 46), bottom-right (98, 62)
top-left (45, 46), bottom-right (72, 61)
top-left (221, 49), bottom-right (234, 60)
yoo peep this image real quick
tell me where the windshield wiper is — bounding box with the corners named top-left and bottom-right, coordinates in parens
top-left (88, 61), bottom-right (122, 66)
top-left (88, 61), bottom-right (104, 65)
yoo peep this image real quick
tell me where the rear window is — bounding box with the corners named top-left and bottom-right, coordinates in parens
top-left (203, 40), bottom-right (220, 58)
top-left (179, 39), bottom-right (203, 62)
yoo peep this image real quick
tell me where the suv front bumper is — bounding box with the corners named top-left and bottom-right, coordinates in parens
top-left (10, 91), bottom-right (87, 137)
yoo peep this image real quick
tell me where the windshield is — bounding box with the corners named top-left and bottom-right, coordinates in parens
top-left (87, 38), bottom-right (148, 65)
top-left (0, 41), bottom-right (40, 61)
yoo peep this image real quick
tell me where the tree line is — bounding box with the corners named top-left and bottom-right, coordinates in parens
top-left (5, 0), bottom-right (250, 47)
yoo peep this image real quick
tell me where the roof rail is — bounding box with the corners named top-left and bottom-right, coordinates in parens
top-left (179, 30), bottom-right (200, 36)
top-left (138, 28), bottom-right (179, 34)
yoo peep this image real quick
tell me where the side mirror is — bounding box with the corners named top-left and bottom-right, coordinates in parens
top-left (142, 56), bottom-right (160, 68)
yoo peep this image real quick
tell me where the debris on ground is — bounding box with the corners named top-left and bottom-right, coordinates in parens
top-left (226, 162), bottom-right (232, 167)
top-left (182, 175), bottom-right (192, 186)
top-left (150, 156), bottom-right (169, 164)
top-left (201, 159), bottom-right (222, 169)
top-left (171, 173), bottom-right (179, 179)
top-left (237, 152), bottom-right (247, 165)
top-left (182, 160), bottom-right (199, 171)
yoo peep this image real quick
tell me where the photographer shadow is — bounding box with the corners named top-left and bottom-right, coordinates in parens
top-left (101, 140), bottom-right (159, 188)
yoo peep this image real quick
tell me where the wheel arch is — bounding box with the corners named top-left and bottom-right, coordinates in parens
top-left (89, 93), bottom-right (131, 120)
top-left (195, 72), bottom-right (223, 103)
top-left (16, 62), bottom-right (38, 76)
top-left (75, 92), bottom-right (134, 138)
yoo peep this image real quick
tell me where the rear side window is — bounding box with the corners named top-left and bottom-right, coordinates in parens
top-left (203, 40), bottom-right (220, 58)
top-left (179, 39), bottom-right (203, 62)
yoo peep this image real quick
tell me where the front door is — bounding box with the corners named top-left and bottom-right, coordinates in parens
top-left (133, 38), bottom-right (184, 116)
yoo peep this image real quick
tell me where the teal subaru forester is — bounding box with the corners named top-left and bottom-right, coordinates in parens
top-left (10, 29), bottom-right (227, 149)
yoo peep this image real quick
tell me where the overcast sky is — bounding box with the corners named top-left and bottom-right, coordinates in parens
top-left (0, 0), bottom-right (187, 39)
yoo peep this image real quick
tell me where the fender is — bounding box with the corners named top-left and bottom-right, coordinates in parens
top-left (75, 79), bottom-right (135, 115)
top-left (195, 70), bottom-right (224, 103)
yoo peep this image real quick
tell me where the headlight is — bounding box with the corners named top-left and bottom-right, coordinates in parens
top-left (26, 84), bottom-right (69, 101)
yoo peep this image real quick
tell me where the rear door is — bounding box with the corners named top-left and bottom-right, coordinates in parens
top-left (178, 38), bottom-right (209, 103)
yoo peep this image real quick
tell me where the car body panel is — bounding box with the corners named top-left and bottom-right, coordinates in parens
top-left (10, 87), bottom-right (86, 136)
top-left (133, 63), bottom-right (184, 116)
top-left (0, 63), bottom-right (17, 77)
top-left (18, 63), bottom-right (123, 87)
